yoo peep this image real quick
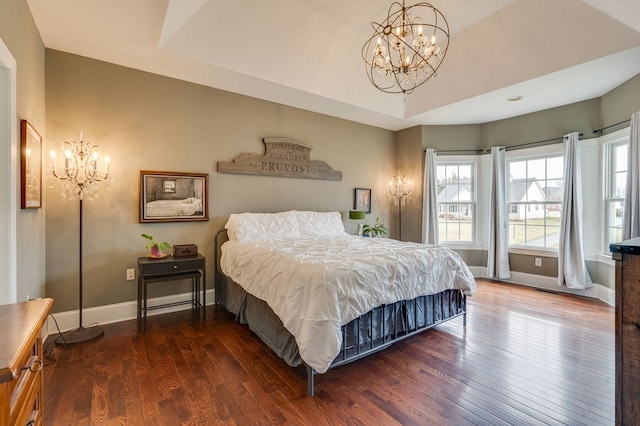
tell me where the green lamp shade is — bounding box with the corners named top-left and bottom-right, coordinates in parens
top-left (349, 210), bottom-right (366, 220)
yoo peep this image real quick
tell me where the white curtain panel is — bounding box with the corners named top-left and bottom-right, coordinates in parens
top-left (558, 132), bottom-right (592, 289)
top-left (623, 111), bottom-right (640, 240)
top-left (487, 147), bottom-right (511, 279)
top-left (422, 148), bottom-right (439, 245)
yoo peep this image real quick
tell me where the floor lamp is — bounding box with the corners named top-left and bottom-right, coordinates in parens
top-left (389, 175), bottom-right (411, 240)
top-left (50, 133), bottom-right (110, 344)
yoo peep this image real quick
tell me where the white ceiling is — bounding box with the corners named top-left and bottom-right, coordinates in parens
top-left (27, 0), bottom-right (640, 131)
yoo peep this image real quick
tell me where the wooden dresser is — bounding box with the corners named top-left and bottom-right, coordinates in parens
top-left (610, 238), bottom-right (640, 426)
top-left (0, 298), bottom-right (53, 426)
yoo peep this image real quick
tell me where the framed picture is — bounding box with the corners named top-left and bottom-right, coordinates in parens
top-left (354, 187), bottom-right (371, 213)
top-left (20, 120), bottom-right (42, 209)
top-left (139, 171), bottom-right (209, 222)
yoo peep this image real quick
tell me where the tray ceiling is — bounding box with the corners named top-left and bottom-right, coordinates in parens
top-left (27, 0), bottom-right (640, 130)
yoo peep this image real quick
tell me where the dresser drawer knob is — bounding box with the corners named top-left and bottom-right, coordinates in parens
top-left (22, 357), bottom-right (43, 373)
top-left (173, 265), bottom-right (178, 269)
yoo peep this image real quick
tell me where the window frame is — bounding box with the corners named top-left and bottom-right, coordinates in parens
top-left (435, 160), bottom-right (477, 245)
top-left (602, 129), bottom-right (630, 254)
top-left (506, 149), bottom-right (564, 252)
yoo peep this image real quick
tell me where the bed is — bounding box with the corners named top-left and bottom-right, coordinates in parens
top-left (214, 210), bottom-right (476, 396)
top-left (145, 197), bottom-right (203, 217)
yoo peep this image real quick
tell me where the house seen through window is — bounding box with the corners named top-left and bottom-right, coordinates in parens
top-left (436, 163), bottom-right (475, 243)
top-left (507, 155), bottom-right (563, 249)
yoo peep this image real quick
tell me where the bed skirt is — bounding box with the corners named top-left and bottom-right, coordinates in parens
top-left (215, 271), bottom-right (466, 396)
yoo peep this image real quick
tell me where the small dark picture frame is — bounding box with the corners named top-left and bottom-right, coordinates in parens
top-left (354, 188), bottom-right (371, 213)
top-left (20, 119), bottom-right (42, 209)
top-left (139, 171), bottom-right (209, 222)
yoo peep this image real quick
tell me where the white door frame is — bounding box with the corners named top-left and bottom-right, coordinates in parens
top-left (0, 37), bottom-right (18, 304)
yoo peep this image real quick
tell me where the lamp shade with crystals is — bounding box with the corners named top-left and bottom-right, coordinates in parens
top-left (49, 134), bottom-right (111, 200)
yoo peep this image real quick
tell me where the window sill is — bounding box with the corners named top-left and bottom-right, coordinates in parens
top-left (596, 254), bottom-right (615, 266)
top-left (508, 247), bottom-right (558, 258)
top-left (440, 243), bottom-right (481, 250)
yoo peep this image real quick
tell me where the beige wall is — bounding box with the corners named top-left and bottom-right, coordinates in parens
top-left (393, 126), bottom-right (422, 242)
top-left (45, 50), bottom-right (395, 312)
top-left (416, 100), bottom-right (601, 153)
top-left (422, 124), bottom-right (483, 152)
top-left (0, 0), bottom-right (47, 302)
top-left (480, 99), bottom-right (601, 148)
top-left (601, 72), bottom-right (640, 132)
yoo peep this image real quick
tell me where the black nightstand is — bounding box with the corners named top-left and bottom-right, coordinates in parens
top-left (137, 254), bottom-right (206, 331)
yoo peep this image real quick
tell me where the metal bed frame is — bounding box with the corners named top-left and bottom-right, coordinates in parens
top-left (214, 229), bottom-right (467, 396)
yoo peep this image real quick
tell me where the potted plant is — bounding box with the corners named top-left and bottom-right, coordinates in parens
top-left (141, 233), bottom-right (172, 258)
top-left (362, 218), bottom-right (388, 238)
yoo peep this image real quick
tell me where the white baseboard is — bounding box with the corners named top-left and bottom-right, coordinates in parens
top-left (46, 289), bottom-right (216, 336)
top-left (470, 266), bottom-right (615, 306)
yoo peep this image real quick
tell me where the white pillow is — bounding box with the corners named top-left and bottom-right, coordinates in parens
top-left (295, 211), bottom-right (346, 237)
top-left (225, 211), bottom-right (300, 242)
top-left (225, 210), bottom-right (345, 242)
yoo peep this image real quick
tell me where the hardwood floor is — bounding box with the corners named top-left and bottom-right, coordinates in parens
top-left (43, 280), bottom-right (614, 425)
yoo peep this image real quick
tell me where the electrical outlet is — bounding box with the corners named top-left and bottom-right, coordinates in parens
top-left (534, 257), bottom-right (542, 267)
top-left (126, 269), bottom-right (136, 280)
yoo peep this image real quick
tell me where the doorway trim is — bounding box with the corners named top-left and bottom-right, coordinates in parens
top-left (0, 37), bottom-right (18, 304)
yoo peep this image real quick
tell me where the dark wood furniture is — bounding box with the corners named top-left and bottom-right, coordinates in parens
top-left (137, 254), bottom-right (206, 331)
top-left (610, 237), bottom-right (640, 426)
top-left (0, 298), bottom-right (53, 426)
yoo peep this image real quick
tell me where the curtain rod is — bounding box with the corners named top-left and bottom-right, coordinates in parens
top-left (592, 119), bottom-right (631, 135)
top-left (430, 132), bottom-right (583, 155)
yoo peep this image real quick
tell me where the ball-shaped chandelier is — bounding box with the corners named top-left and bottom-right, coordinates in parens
top-left (362, 1), bottom-right (450, 94)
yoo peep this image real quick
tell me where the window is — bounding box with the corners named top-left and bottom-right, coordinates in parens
top-left (604, 140), bottom-right (628, 248)
top-left (436, 163), bottom-right (475, 243)
top-left (507, 155), bottom-right (563, 249)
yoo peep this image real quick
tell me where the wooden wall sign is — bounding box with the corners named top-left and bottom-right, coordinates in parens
top-left (217, 137), bottom-right (342, 181)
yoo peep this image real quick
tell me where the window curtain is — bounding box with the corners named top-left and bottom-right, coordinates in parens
top-left (487, 147), bottom-right (510, 279)
top-left (422, 148), bottom-right (439, 245)
top-left (558, 132), bottom-right (592, 289)
top-left (623, 111), bottom-right (640, 240)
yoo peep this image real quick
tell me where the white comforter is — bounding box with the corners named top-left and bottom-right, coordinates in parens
top-left (220, 235), bottom-right (476, 373)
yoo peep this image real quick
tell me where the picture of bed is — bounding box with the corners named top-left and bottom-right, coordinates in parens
top-left (139, 171), bottom-right (208, 222)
